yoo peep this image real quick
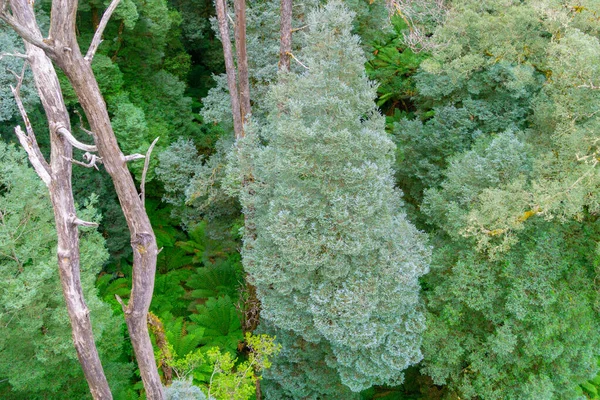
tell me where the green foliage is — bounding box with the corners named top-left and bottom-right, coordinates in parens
top-left (422, 221), bottom-right (600, 400)
top-left (582, 359), bottom-right (600, 399)
top-left (393, 0), bottom-right (548, 206)
top-left (0, 27), bottom-right (39, 122)
top-left (227, 1), bottom-right (430, 394)
top-left (0, 142), bottom-right (133, 399)
top-left (162, 332), bottom-right (280, 400)
top-left (206, 333), bottom-right (281, 400)
top-left (365, 15), bottom-right (428, 115)
top-left (190, 296), bottom-right (243, 355)
top-left (260, 324), bottom-right (360, 400)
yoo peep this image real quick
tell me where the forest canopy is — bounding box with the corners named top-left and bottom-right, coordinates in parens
top-left (1, 0), bottom-right (600, 399)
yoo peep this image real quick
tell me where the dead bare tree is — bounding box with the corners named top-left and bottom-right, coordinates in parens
top-left (0, 0), bottom-right (164, 398)
top-left (4, 1), bottom-right (111, 398)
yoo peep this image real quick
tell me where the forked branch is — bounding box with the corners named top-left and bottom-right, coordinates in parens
top-left (0, 12), bottom-right (54, 53)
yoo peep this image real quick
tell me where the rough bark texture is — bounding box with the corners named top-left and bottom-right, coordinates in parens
top-left (215, 0), bottom-right (244, 139)
top-left (4, 0), bottom-right (165, 398)
top-left (279, 0), bottom-right (292, 71)
top-left (8, 0), bottom-right (112, 398)
top-left (234, 0), bottom-right (251, 123)
top-left (47, 1), bottom-right (164, 398)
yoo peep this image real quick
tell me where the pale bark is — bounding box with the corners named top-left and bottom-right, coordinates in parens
top-left (234, 0), bottom-right (251, 123)
top-left (85, 0), bottom-right (122, 62)
top-left (46, 0), bottom-right (164, 397)
top-left (4, 0), bottom-right (165, 398)
top-left (215, 0), bottom-right (244, 139)
top-left (8, 0), bottom-right (112, 398)
top-left (279, 0), bottom-right (292, 72)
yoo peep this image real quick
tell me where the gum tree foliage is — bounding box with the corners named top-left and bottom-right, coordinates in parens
top-left (393, 0), bottom-right (548, 206)
top-left (421, 220), bottom-right (600, 399)
top-left (225, 2), bottom-right (430, 395)
top-left (414, 0), bottom-right (600, 252)
top-left (0, 143), bottom-right (133, 399)
top-left (413, 1), bottom-right (600, 398)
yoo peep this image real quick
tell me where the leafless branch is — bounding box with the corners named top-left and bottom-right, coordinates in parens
top-left (10, 68), bottom-right (51, 179)
top-left (56, 125), bottom-right (98, 152)
top-left (389, 0), bottom-right (448, 52)
top-left (14, 126), bottom-right (51, 186)
top-left (140, 137), bottom-right (159, 209)
top-left (85, 0), bottom-right (122, 62)
top-left (578, 81), bottom-right (600, 90)
top-left (115, 294), bottom-right (127, 313)
top-left (0, 52), bottom-right (28, 60)
top-left (69, 213), bottom-right (99, 227)
top-left (74, 109), bottom-right (94, 136)
top-left (123, 153), bottom-right (145, 162)
top-left (0, 13), bottom-right (54, 53)
top-left (64, 152), bottom-right (103, 170)
top-left (287, 52), bottom-right (309, 70)
top-left (291, 25), bottom-right (307, 33)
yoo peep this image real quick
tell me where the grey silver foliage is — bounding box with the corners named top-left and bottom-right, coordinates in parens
top-left (165, 379), bottom-right (208, 400)
top-left (229, 1), bottom-right (430, 393)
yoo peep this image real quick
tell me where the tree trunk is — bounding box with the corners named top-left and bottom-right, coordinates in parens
top-left (8, 0), bottom-right (112, 398)
top-left (215, 0), bottom-right (244, 139)
top-left (234, 0), bottom-right (251, 123)
top-left (3, 0), bottom-right (165, 398)
top-left (46, 2), bottom-right (164, 398)
top-left (279, 0), bottom-right (293, 71)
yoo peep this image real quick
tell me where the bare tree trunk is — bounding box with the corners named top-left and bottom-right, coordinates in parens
top-left (234, 0), bottom-right (251, 123)
top-left (7, 0), bottom-right (112, 398)
top-left (47, 3), bottom-right (164, 399)
top-left (215, 0), bottom-right (244, 139)
top-left (279, 0), bottom-right (292, 71)
top-left (2, 0), bottom-right (164, 398)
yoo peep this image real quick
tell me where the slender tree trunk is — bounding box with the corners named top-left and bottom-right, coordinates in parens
top-left (2, 0), bottom-right (164, 397)
top-left (234, 0), bottom-right (251, 123)
top-left (279, 0), bottom-right (293, 71)
top-left (8, 0), bottom-right (112, 398)
top-left (215, 0), bottom-right (244, 139)
top-left (46, 3), bottom-right (164, 399)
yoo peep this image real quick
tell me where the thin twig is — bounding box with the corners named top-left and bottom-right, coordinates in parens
top-left (14, 126), bottom-right (51, 186)
top-left (287, 51), bottom-right (309, 70)
top-left (10, 67), bottom-right (52, 184)
top-left (291, 24), bottom-right (307, 32)
top-left (69, 213), bottom-right (99, 227)
top-left (140, 137), bottom-right (159, 209)
top-left (115, 294), bottom-right (127, 313)
top-left (0, 52), bottom-right (28, 60)
top-left (123, 153), bottom-right (145, 162)
top-left (85, 0), bottom-right (122, 62)
top-left (63, 152), bottom-right (102, 170)
top-left (74, 109), bottom-right (94, 136)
